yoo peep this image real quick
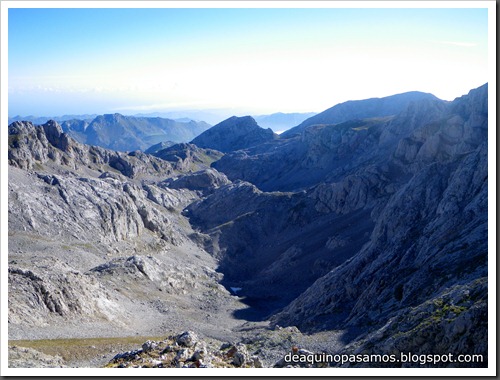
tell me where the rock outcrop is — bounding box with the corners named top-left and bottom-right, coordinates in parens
top-left (144, 141), bottom-right (176, 154)
top-left (9, 346), bottom-right (67, 368)
top-left (152, 143), bottom-right (223, 172)
top-left (8, 120), bottom-right (174, 178)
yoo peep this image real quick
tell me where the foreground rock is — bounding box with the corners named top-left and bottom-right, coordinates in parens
top-left (106, 331), bottom-right (262, 368)
top-left (106, 328), bottom-right (342, 368)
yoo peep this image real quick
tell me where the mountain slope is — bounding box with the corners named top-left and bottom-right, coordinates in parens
top-left (281, 91), bottom-right (439, 138)
top-left (269, 84), bottom-right (488, 359)
top-left (213, 93), bottom-right (460, 192)
top-left (185, 84), bottom-right (488, 364)
top-left (191, 116), bottom-right (277, 153)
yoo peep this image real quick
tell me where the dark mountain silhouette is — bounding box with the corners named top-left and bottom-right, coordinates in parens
top-left (191, 116), bottom-right (277, 153)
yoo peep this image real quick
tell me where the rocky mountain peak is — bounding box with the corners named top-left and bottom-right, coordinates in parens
top-left (191, 116), bottom-right (277, 153)
top-left (8, 120), bottom-right (36, 135)
top-left (41, 120), bottom-right (68, 150)
top-left (218, 115), bottom-right (259, 130)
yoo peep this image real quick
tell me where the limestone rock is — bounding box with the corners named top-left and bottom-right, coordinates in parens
top-left (176, 331), bottom-right (198, 347)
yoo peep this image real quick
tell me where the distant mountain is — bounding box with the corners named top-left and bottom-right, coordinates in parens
top-left (144, 141), bottom-right (176, 154)
top-left (59, 113), bottom-right (211, 152)
top-left (281, 91), bottom-right (439, 137)
top-left (133, 110), bottom-right (229, 125)
top-left (59, 119), bottom-right (90, 145)
top-left (253, 112), bottom-right (317, 133)
top-left (191, 116), bottom-right (277, 153)
top-left (8, 114), bottom-right (97, 125)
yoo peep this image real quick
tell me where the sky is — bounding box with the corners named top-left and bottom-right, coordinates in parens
top-left (7, 5), bottom-right (489, 119)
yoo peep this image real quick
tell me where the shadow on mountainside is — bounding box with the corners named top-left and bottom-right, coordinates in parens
top-left (230, 295), bottom-right (289, 323)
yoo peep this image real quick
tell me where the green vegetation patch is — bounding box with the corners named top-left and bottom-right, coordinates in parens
top-left (9, 335), bottom-right (167, 363)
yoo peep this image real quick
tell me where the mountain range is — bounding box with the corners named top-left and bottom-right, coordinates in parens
top-left (60, 113), bottom-right (211, 152)
top-left (9, 111), bottom-right (317, 153)
top-left (7, 84), bottom-right (488, 368)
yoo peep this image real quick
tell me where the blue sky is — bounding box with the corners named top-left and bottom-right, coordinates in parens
top-left (8, 6), bottom-right (489, 117)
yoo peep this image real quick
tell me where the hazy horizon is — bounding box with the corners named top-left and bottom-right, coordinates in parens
top-left (8, 5), bottom-right (488, 117)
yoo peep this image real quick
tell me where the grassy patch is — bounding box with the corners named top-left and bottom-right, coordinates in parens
top-left (9, 335), bottom-right (167, 364)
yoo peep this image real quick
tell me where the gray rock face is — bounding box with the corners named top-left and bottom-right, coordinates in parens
top-left (153, 143), bottom-right (223, 172)
top-left (8, 120), bottom-right (174, 178)
top-left (7, 120), bottom-right (241, 343)
top-left (9, 166), bottom-right (182, 245)
top-left (336, 280), bottom-right (487, 368)
top-left (191, 116), bottom-right (277, 153)
top-left (8, 261), bottom-right (124, 326)
top-left (164, 169), bottom-right (231, 195)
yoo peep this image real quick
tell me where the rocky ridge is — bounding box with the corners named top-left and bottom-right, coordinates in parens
top-left (8, 120), bottom-right (244, 343)
top-left (268, 85), bottom-right (488, 363)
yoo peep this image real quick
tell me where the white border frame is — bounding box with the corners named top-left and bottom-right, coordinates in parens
top-left (1, 1), bottom-right (496, 377)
